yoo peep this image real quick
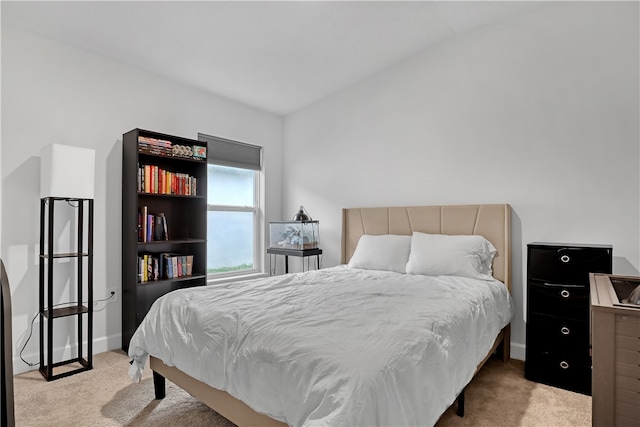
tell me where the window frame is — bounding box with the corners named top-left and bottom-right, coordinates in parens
top-left (199, 132), bottom-right (263, 281)
top-left (206, 165), bottom-right (262, 280)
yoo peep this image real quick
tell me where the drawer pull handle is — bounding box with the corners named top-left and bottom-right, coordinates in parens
top-left (561, 326), bottom-right (570, 335)
top-left (560, 255), bottom-right (570, 263)
top-left (560, 290), bottom-right (570, 298)
top-left (560, 361), bottom-right (569, 369)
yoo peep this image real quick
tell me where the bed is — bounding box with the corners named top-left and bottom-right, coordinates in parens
top-left (128, 204), bottom-right (513, 426)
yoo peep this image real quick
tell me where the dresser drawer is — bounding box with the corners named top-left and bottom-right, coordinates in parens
top-left (616, 388), bottom-right (639, 406)
top-left (526, 313), bottom-right (589, 349)
top-left (617, 314), bottom-right (640, 337)
top-left (617, 375), bottom-right (640, 393)
top-left (617, 349), bottom-right (640, 365)
top-left (525, 314), bottom-right (591, 395)
top-left (616, 335), bottom-right (640, 352)
top-left (615, 403), bottom-right (640, 426)
top-left (528, 280), bottom-right (589, 319)
top-left (616, 362), bottom-right (640, 380)
top-left (616, 414), bottom-right (640, 427)
top-left (528, 246), bottom-right (611, 285)
top-left (525, 348), bottom-right (591, 394)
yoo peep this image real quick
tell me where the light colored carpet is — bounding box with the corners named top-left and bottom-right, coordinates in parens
top-left (13, 350), bottom-right (591, 427)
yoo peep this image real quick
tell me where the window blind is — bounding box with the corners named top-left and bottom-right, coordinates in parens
top-left (198, 133), bottom-right (262, 171)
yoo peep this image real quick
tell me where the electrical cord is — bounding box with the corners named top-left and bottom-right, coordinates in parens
top-left (19, 291), bottom-right (116, 367)
top-left (43, 198), bottom-right (79, 208)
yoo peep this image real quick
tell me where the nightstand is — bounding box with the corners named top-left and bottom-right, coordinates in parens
top-left (267, 248), bottom-right (322, 275)
top-left (525, 242), bottom-right (612, 395)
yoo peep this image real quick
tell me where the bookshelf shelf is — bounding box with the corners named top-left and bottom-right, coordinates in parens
top-left (138, 150), bottom-right (206, 163)
top-left (122, 129), bottom-right (208, 351)
top-left (136, 274), bottom-right (206, 287)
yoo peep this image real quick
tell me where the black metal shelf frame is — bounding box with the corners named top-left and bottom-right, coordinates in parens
top-left (39, 197), bottom-right (94, 381)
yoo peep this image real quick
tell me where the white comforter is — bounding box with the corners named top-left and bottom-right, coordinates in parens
top-left (129, 266), bottom-right (513, 427)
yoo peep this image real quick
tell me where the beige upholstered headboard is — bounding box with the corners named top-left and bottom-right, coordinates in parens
top-left (341, 204), bottom-right (511, 290)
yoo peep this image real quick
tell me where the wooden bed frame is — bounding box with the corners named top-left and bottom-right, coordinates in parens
top-left (150, 204), bottom-right (512, 426)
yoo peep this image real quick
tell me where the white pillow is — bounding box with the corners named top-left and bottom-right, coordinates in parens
top-left (347, 234), bottom-right (411, 273)
top-left (405, 232), bottom-right (497, 280)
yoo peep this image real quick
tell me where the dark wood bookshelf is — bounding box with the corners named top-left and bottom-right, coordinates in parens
top-left (122, 128), bottom-right (208, 351)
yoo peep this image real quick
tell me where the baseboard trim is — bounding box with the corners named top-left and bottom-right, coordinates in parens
top-left (15, 335), bottom-right (526, 373)
top-left (510, 342), bottom-right (525, 361)
top-left (13, 332), bottom-right (122, 375)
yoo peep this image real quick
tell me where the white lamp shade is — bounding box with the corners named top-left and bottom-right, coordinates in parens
top-left (40, 144), bottom-right (95, 199)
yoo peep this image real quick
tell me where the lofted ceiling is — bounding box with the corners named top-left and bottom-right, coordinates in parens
top-left (2, 1), bottom-right (547, 115)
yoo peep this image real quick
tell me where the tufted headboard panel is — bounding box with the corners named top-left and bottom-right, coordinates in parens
top-left (341, 204), bottom-right (511, 289)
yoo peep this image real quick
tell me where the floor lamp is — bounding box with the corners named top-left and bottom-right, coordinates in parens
top-left (39, 144), bottom-right (95, 381)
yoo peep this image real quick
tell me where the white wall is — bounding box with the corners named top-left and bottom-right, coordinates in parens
top-left (283, 2), bottom-right (640, 360)
top-left (1, 26), bottom-right (284, 373)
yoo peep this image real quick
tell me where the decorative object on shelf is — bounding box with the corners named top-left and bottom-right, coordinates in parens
top-left (192, 145), bottom-right (207, 159)
top-left (172, 144), bottom-right (193, 158)
top-left (171, 144), bottom-right (207, 160)
top-left (269, 206), bottom-right (320, 251)
top-left (39, 143), bottom-right (95, 381)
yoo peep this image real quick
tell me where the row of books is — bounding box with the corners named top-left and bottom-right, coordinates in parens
top-left (138, 253), bottom-right (194, 282)
top-left (138, 136), bottom-right (171, 156)
top-left (138, 164), bottom-right (198, 196)
top-left (138, 207), bottom-right (168, 242)
top-left (138, 136), bottom-right (207, 160)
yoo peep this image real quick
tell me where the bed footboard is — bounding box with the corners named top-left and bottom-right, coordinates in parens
top-left (149, 356), bottom-right (287, 427)
top-left (472, 324), bottom-right (511, 378)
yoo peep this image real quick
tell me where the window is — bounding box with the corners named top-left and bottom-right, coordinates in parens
top-left (198, 133), bottom-right (262, 278)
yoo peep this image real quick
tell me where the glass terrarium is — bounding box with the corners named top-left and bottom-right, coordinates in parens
top-left (269, 220), bottom-right (320, 250)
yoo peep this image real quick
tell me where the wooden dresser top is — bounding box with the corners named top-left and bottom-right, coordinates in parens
top-left (590, 273), bottom-right (640, 315)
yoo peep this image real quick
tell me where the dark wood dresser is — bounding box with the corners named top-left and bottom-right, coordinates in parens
top-left (525, 242), bottom-right (612, 395)
top-left (591, 273), bottom-right (640, 427)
